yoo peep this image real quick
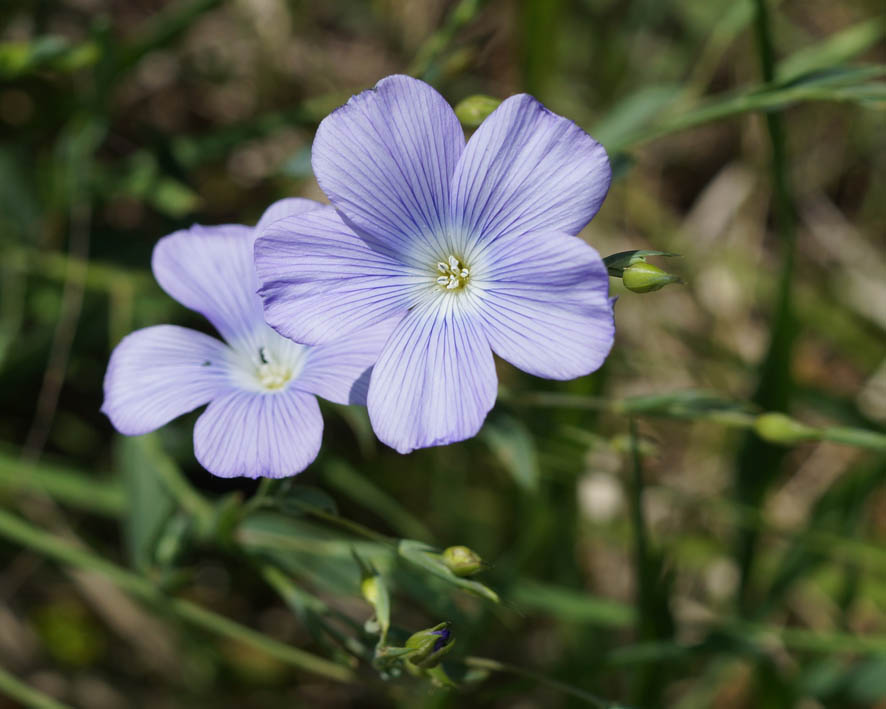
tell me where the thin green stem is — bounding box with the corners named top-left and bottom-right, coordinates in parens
top-left (510, 392), bottom-right (886, 452)
top-left (243, 477), bottom-right (277, 515)
top-left (464, 656), bottom-right (626, 708)
top-left (821, 426), bottom-right (886, 451)
top-left (0, 665), bottom-right (73, 709)
top-left (733, 0), bottom-right (800, 615)
top-left (283, 500), bottom-right (396, 546)
top-left (0, 507), bottom-right (355, 683)
top-left (260, 564), bottom-right (371, 661)
top-left (628, 419), bottom-right (651, 613)
top-left (0, 452), bottom-right (124, 516)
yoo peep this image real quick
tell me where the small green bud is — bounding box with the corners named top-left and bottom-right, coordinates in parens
top-left (622, 262), bottom-right (682, 293)
top-left (405, 622), bottom-right (454, 669)
top-left (441, 545), bottom-right (484, 576)
top-left (754, 413), bottom-right (818, 445)
top-left (454, 95), bottom-right (502, 128)
top-left (361, 575), bottom-right (380, 606)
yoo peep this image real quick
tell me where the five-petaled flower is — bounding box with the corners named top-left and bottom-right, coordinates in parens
top-left (255, 75), bottom-right (615, 454)
top-left (102, 199), bottom-right (390, 478)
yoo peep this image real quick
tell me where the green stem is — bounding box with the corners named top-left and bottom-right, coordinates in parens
top-left (821, 426), bottom-right (886, 451)
top-left (0, 452), bottom-right (124, 516)
top-left (243, 477), bottom-right (277, 515)
top-left (463, 656), bottom-right (624, 708)
top-left (0, 665), bottom-right (73, 709)
top-left (628, 419), bottom-right (651, 615)
top-left (260, 564), bottom-right (370, 661)
top-left (285, 500), bottom-right (396, 546)
top-left (0, 508), bottom-right (355, 683)
top-left (733, 0), bottom-right (799, 615)
top-left (511, 392), bottom-right (886, 452)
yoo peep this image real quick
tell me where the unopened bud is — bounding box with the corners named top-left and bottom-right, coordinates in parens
top-left (361, 575), bottom-right (380, 606)
top-left (442, 546), bottom-right (484, 576)
top-left (622, 262), bottom-right (681, 293)
top-left (454, 95), bottom-right (501, 128)
top-left (754, 413), bottom-right (818, 445)
top-left (405, 622), bottom-right (455, 669)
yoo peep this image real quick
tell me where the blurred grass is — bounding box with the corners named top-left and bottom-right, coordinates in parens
top-left (1, 0), bottom-right (884, 707)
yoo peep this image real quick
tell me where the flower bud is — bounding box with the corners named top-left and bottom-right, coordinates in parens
top-left (441, 545), bottom-right (484, 576)
top-left (754, 413), bottom-right (818, 445)
top-left (454, 95), bottom-right (501, 128)
top-left (622, 262), bottom-right (681, 293)
top-left (361, 575), bottom-right (381, 606)
top-left (405, 622), bottom-right (455, 669)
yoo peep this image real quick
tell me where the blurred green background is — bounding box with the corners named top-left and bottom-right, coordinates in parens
top-left (1, 0), bottom-right (885, 707)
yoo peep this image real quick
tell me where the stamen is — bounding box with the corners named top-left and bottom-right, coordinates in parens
top-left (434, 254), bottom-right (471, 291)
top-left (255, 347), bottom-right (292, 390)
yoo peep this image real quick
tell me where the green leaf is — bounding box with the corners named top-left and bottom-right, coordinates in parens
top-left (603, 250), bottom-right (679, 278)
top-left (510, 581), bottom-right (635, 627)
top-left (398, 540), bottom-right (500, 603)
top-left (115, 435), bottom-right (176, 572)
top-left (272, 482), bottom-right (339, 517)
top-left (0, 449), bottom-right (124, 516)
top-left (481, 414), bottom-right (540, 493)
top-left (777, 18), bottom-right (884, 83)
top-left (237, 512), bottom-right (387, 594)
top-left (610, 65), bottom-right (886, 152)
top-left (591, 85), bottom-right (681, 152)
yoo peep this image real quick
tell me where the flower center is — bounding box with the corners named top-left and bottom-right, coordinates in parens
top-left (255, 346), bottom-right (293, 391)
top-left (435, 255), bottom-right (470, 291)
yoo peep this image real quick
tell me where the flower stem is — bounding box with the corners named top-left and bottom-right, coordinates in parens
top-left (733, 0), bottom-right (799, 614)
top-left (463, 656), bottom-right (628, 708)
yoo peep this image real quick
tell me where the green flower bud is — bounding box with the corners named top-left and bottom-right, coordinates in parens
top-left (441, 545), bottom-right (484, 576)
top-left (622, 262), bottom-right (682, 293)
top-left (361, 575), bottom-right (381, 606)
top-left (754, 413), bottom-right (818, 445)
top-left (405, 622), bottom-right (455, 669)
top-left (454, 95), bottom-right (502, 128)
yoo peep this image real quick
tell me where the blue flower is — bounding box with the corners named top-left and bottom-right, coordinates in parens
top-left (102, 199), bottom-right (391, 478)
top-left (255, 75), bottom-right (614, 454)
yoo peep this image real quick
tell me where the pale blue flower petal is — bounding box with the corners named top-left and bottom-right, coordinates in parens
top-left (255, 206), bottom-right (418, 345)
top-left (255, 197), bottom-right (324, 234)
top-left (193, 388), bottom-right (323, 478)
top-left (473, 230), bottom-right (614, 379)
top-left (367, 298), bottom-right (496, 454)
top-left (296, 317), bottom-right (399, 405)
top-left (451, 94), bottom-right (611, 249)
top-left (152, 224), bottom-right (264, 345)
top-left (312, 74), bottom-right (464, 260)
top-left (102, 325), bottom-right (232, 436)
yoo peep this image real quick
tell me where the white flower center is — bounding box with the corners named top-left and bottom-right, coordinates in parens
top-left (435, 254), bottom-right (470, 291)
top-left (229, 336), bottom-right (306, 394)
top-left (257, 359), bottom-right (292, 390)
top-left (254, 345), bottom-right (296, 391)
